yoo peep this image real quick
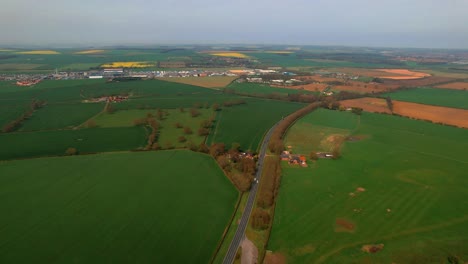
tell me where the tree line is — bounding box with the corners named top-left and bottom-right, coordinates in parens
top-left (2, 99), bottom-right (46, 133)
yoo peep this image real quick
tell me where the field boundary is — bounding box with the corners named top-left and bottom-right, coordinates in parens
top-left (210, 192), bottom-right (245, 263)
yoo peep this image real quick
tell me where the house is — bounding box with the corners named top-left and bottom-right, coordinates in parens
top-left (280, 151), bottom-right (291, 161)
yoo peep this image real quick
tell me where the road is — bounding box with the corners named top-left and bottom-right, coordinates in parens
top-left (222, 121), bottom-right (280, 264)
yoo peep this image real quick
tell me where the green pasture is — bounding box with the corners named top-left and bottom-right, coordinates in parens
top-left (0, 150), bottom-right (238, 263)
top-left (0, 127), bottom-right (146, 160)
top-left (284, 109), bottom-right (360, 154)
top-left (207, 99), bottom-right (305, 151)
top-left (92, 108), bottom-right (214, 148)
top-left (384, 87), bottom-right (468, 109)
top-left (268, 110), bottom-right (468, 263)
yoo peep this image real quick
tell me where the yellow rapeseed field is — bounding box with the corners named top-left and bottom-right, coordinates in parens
top-left (0, 49), bottom-right (14, 52)
top-left (75, 49), bottom-right (105, 54)
top-left (101, 61), bottom-right (155, 68)
top-left (210, 52), bottom-right (249, 58)
top-left (16, 50), bottom-right (60, 55)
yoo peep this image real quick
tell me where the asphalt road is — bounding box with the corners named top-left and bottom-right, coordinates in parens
top-left (222, 121), bottom-right (280, 264)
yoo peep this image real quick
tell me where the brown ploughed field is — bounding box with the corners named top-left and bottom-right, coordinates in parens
top-left (341, 97), bottom-right (468, 128)
top-left (340, 97), bottom-right (392, 114)
top-left (435, 82), bottom-right (468, 90)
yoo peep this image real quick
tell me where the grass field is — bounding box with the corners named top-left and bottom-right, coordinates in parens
top-left (268, 110), bottom-right (468, 263)
top-left (284, 109), bottom-right (360, 154)
top-left (92, 108), bottom-right (214, 148)
top-left (384, 87), bottom-right (468, 109)
top-left (0, 127), bottom-right (146, 160)
top-left (0, 150), bottom-right (238, 263)
top-left (207, 99), bottom-right (305, 151)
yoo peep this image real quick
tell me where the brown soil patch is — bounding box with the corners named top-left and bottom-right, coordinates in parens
top-left (356, 187), bottom-right (366, 192)
top-left (382, 76), bottom-right (455, 87)
top-left (335, 218), bottom-right (356, 233)
top-left (361, 244), bottom-right (384, 253)
top-left (436, 82), bottom-right (468, 90)
top-left (342, 97), bottom-right (468, 128)
top-left (393, 101), bottom-right (468, 128)
top-left (340, 98), bottom-right (392, 114)
top-left (375, 69), bottom-right (430, 79)
top-left (264, 252), bottom-right (287, 264)
top-left (241, 238), bottom-right (258, 264)
top-left (159, 76), bottom-right (237, 88)
top-left (329, 68), bottom-right (429, 79)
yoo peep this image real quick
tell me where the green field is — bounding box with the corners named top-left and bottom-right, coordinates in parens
top-left (284, 109), bottom-right (360, 154)
top-left (227, 82), bottom-right (316, 96)
top-left (92, 108), bottom-right (214, 148)
top-left (0, 127), bottom-right (146, 160)
top-left (384, 87), bottom-right (468, 109)
top-left (207, 99), bottom-right (305, 151)
top-left (20, 103), bottom-right (105, 131)
top-left (0, 150), bottom-right (238, 263)
top-left (268, 109), bottom-right (468, 263)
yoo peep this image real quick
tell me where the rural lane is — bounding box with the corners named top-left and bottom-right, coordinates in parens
top-left (222, 121), bottom-right (280, 264)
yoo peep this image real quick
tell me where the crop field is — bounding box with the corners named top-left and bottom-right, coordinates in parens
top-left (205, 52), bottom-right (249, 58)
top-left (436, 82), bottom-right (468, 90)
top-left (284, 109), bottom-right (359, 155)
top-left (227, 82), bottom-right (316, 96)
top-left (268, 110), bottom-right (468, 263)
top-left (329, 68), bottom-right (429, 79)
top-left (16, 50), bottom-right (60, 55)
top-left (92, 108), bottom-right (214, 148)
top-left (0, 127), bottom-right (146, 160)
top-left (392, 101), bottom-right (468, 128)
top-left (0, 150), bottom-right (238, 263)
top-left (74, 49), bottom-right (106, 54)
top-left (100, 61), bottom-right (156, 68)
top-left (340, 97), bottom-right (468, 128)
top-left (384, 87), bottom-right (468, 109)
top-left (207, 99), bottom-right (305, 151)
top-left (340, 97), bottom-right (392, 114)
top-left (20, 103), bottom-right (105, 131)
top-left (0, 48), bottom-right (201, 71)
top-left (159, 76), bottom-right (237, 88)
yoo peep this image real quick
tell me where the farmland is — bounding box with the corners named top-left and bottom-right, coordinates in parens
top-left (340, 97), bottom-right (468, 128)
top-left (91, 108), bottom-right (214, 148)
top-left (159, 76), bottom-right (237, 88)
top-left (227, 82), bottom-right (317, 96)
top-left (268, 110), bottom-right (468, 263)
top-left (436, 82), bottom-right (468, 90)
top-left (384, 87), bottom-right (468, 109)
top-left (0, 150), bottom-right (238, 263)
top-left (0, 127), bottom-right (147, 160)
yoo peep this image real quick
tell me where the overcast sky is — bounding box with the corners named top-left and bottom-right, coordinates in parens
top-left (1, 0), bottom-right (467, 49)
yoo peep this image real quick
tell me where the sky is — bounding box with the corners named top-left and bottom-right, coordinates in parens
top-left (1, 0), bottom-right (468, 49)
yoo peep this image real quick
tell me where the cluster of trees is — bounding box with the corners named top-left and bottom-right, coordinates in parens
top-left (209, 143), bottom-right (256, 192)
top-left (2, 99), bottom-right (46, 133)
top-left (133, 114), bottom-right (160, 150)
top-left (386, 96), bottom-right (394, 113)
top-left (222, 99), bottom-right (246, 107)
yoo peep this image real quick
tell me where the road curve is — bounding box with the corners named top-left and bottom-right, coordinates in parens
top-left (222, 121), bottom-right (280, 264)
